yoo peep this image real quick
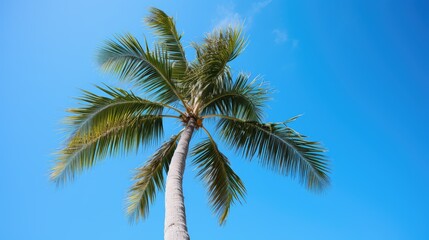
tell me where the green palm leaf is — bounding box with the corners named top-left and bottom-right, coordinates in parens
top-left (194, 27), bottom-right (246, 68)
top-left (200, 74), bottom-right (268, 121)
top-left (192, 129), bottom-right (246, 225)
top-left (217, 117), bottom-right (330, 191)
top-left (98, 34), bottom-right (183, 104)
top-left (51, 115), bottom-right (164, 184)
top-left (187, 27), bottom-right (247, 104)
top-left (127, 132), bottom-right (181, 222)
top-left (145, 7), bottom-right (187, 80)
top-left (67, 85), bottom-right (167, 136)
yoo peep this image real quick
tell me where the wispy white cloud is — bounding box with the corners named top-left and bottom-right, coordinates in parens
top-left (272, 29), bottom-right (299, 48)
top-left (273, 29), bottom-right (288, 44)
top-left (214, 3), bottom-right (243, 29)
top-left (213, 0), bottom-right (272, 29)
top-left (251, 0), bottom-right (272, 14)
top-left (213, 1), bottom-right (299, 48)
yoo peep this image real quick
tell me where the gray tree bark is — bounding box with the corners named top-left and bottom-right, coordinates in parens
top-left (164, 118), bottom-right (195, 240)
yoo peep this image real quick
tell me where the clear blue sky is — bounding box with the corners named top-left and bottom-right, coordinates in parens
top-left (1, 0), bottom-right (429, 239)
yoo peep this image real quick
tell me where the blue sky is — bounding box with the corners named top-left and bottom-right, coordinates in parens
top-left (1, 0), bottom-right (429, 239)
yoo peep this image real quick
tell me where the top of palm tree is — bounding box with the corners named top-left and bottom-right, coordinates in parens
top-left (51, 7), bottom-right (329, 225)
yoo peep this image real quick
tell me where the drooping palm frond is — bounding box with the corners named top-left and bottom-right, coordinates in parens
top-left (98, 34), bottom-right (185, 104)
top-left (145, 7), bottom-right (187, 80)
top-left (200, 74), bottom-right (269, 121)
top-left (217, 116), bottom-right (330, 191)
top-left (192, 128), bottom-right (246, 225)
top-left (67, 85), bottom-right (173, 136)
top-left (127, 132), bottom-right (182, 222)
top-left (51, 115), bottom-right (164, 184)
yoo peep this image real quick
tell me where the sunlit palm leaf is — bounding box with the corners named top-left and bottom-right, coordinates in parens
top-left (192, 132), bottom-right (246, 225)
top-left (195, 27), bottom-right (246, 67)
top-left (200, 74), bottom-right (268, 121)
top-left (127, 132), bottom-right (181, 222)
top-left (98, 34), bottom-right (183, 104)
top-left (217, 117), bottom-right (330, 191)
top-left (67, 85), bottom-right (165, 136)
top-left (145, 7), bottom-right (187, 80)
top-left (188, 27), bottom-right (247, 104)
top-left (51, 115), bottom-right (164, 184)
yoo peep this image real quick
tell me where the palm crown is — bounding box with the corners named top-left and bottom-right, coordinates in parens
top-left (51, 7), bottom-right (329, 237)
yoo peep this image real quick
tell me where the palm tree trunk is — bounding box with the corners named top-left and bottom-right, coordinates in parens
top-left (164, 118), bottom-right (195, 240)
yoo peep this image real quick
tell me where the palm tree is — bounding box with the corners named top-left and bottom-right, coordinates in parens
top-left (51, 7), bottom-right (330, 240)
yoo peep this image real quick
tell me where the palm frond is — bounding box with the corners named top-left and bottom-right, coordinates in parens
top-left (67, 85), bottom-right (169, 136)
top-left (127, 132), bottom-right (181, 222)
top-left (200, 74), bottom-right (269, 121)
top-left (145, 7), bottom-right (187, 80)
top-left (217, 117), bottom-right (330, 191)
top-left (98, 34), bottom-right (184, 104)
top-left (196, 26), bottom-right (246, 66)
top-left (192, 129), bottom-right (246, 225)
top-left (187, 27), bottom-right (247, 104)
top-left (51, 115), bottom-right (164, 184)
